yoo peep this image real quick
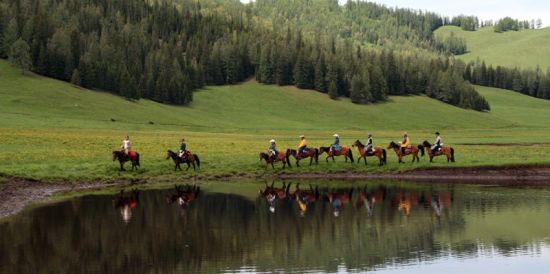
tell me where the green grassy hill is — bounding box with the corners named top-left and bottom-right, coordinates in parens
top-left (435, 26), bottom-right (550, 69)
top-left (1, 60), bottom-right (550, 181)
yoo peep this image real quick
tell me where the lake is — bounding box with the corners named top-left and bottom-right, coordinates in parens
top-left (1, 181), bottom-right (549, 274)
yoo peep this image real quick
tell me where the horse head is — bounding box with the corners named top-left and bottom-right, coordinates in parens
top-left (166, 150), bottom-right (175, 160)
top-left (387, 141), bottom-right (398, 149)
top-left (422, 140), bottom-right (431, 147)
top-left (353, 140), bottom-right (363, 148)
top-left (259, 152), bottom-right (267, 162)
top-left (112, 151), bottom-right (118, 161)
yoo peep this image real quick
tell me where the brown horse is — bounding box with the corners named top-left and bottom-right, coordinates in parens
top-left (387, 141), bottom-right (423, 163)
top-left (259, 152), bottom-right (289, 169)
top-left (319, 146), bottom-right (354, 163)
top-left (352, 140), bottom-right (387, 166)
top-left (285, 148), bottom-right (319, 167)
top-left (259, 182), bottom-right (292, 213)
top-left (291, 183), bottom-right (319, 215)
top-left (166, 150), bottom-right (201, 171)
top-left (112, 150), bottom-right (140, 171)
top-left (355, 187), bottom-right (377, 217)
top-left (421, 141), bottom-right (455, 163)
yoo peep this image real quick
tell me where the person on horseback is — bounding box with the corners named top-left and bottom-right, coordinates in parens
top-left (330, 134), bottom-right (340, 154)
top-left (431, 132), bottom-right (442, 154)
top-left (268, 139), bottom-right (278, 161)
top-left (298, 135), bottom-right (308, 155)
top-left (178, 138), bottom-right (188, 159)
top-left (121, 135), bottom-right (132, 155)
top-left (399, 132), bottom-right (410, 155)
top-left (365, 133), bottom-right (374, 154)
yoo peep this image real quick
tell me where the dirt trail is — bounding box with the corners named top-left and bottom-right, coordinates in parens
top-left (2, 165), bottom-right (550, 219)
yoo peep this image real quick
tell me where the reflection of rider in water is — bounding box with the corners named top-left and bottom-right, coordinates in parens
top-left (431, 194), bottom-right (443, 217)
top-left (267, 193), bottom-right (277, 213)
top-left (332, 198), bottom-right (342, 217)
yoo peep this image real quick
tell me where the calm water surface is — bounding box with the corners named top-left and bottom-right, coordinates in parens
top-left (1, 181), bottom-right (549, 274)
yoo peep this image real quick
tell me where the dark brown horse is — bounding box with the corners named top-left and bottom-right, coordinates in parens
top-left (112, 189), bottom-right (140, 223)
top-left (387, 141), bottom-right (422, 163)
top-left (165, 184), bottom-right (200, 207)
top-left (259, 152), bottom-right (289, 169)
top-left (285, 148), bottom-right (319, 167)
top-left (112, 150), bottom-right (140, 171)
top-left (352, 140), bottom-right (387, 166)
top-left (319, 146), bottom-right (354, 163)
top-left (421, 141), bottom-right (455, 163)
top-left (355, 187), bottom-right (377, 217)
top-left (166, 150), bottom-right (201, 171)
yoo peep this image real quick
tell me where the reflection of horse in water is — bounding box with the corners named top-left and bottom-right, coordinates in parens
top-left (355, 188), bottom-right (377, 217)
top-left (112, 189), bottom-right (140, 223)
top-left (323, 188), bottom-right (353, 217)
top-left (166, 185), bottom-right (200, 215)
top-left (420, 191), bottom-right (454, 217)
top-left (259, 182), bottom-right (292, 213)
top-left (290, 183), bottom-right (319, 215)
top-left (392, 192), bottom-right (419, 217)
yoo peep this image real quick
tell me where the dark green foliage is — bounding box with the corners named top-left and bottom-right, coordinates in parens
top-left (494, 17), bottom-right (525, 33)
top-left (0, 0), bottom-right (490, 110)
top-left (435, 32), bottom-right (467, 55)
top-left (448, 16), bottom-right (479, 31)
top-left (9, 38), bottom-right (31, 73)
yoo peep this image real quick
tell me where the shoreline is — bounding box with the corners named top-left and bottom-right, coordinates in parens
top-left (2, 165), bottom-right (550, 219)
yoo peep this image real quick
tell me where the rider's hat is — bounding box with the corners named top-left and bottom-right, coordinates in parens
top-left (435, 131), bottom-right (440, 135)
top-left (368, 133), bottom-right (372, 137)
top-left (403, 131), bottom-right (408, 135)
top-left (299, 135), bottom-right (305, 138)
top-left (270, 139), bottom-right (276, 143)
top-left (333, 134), bottom-right (339, 137)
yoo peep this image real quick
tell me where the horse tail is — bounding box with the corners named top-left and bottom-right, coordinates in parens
top-left (194, 154), bottom-right (201, 169)
top-left (450, 148), bottom-right (455, 162)
top-left (418, 145), bottom-right (425, 157)
top-left (348, 148), bottom-right (354, 163)
top-left (382, 149), bottom-right (387, 164)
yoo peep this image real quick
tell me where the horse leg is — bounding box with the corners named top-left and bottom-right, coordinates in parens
top-left (120, 162), bottom-right (125, 171)
top-left (363, 156), bottom-right (367, 165)
top-left (297, 159), bottom-right (301, 167)
top-left (325, 155), bottom-right (330, 163)
top-left (309, 157), bottom-right (313, 166)
top-left (332, 156), bottom-right (335, 162)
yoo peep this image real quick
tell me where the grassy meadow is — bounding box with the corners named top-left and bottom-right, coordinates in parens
top-left (1, 60), bottom-right (550, 181)
top-left (435, 26), bottom-right (550, 69)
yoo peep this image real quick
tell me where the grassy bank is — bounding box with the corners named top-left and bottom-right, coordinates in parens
top-left (435, 26), bottom-right (550, 69)
top-left (1, 60), bottom-right (550, 181)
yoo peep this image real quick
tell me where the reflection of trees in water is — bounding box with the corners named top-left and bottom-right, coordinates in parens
top-left (0, 185), bottom-right (548, 273)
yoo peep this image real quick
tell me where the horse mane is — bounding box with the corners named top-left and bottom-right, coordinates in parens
top-left (354, 140), bottom-right (364, 147)
top-left (423, 140), bottom-right (431, 146)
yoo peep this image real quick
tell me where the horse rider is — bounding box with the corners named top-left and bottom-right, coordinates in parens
top-left (178, 138), bottom-right (189, 159)
top-left (399, 132), bottom-right (410, 155)
top-left (121, 135), bottom-right (132, 155)
top-left (330, 134), bottom-right (340, 154)
top-left (298, 135), bottom-right (308, 155)
top-left (268, 139), bottom-right (278, 161)
top-left (365, 133), bottom-right (374, 155)
top-left (431, 132), bottom-right (442, 154)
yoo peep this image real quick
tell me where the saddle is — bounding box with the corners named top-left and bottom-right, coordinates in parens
top-left (129, 151), bottom-right (137, 158)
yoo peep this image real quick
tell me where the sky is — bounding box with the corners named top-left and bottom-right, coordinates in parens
top-left (240, 0), bottom-right (549, 27)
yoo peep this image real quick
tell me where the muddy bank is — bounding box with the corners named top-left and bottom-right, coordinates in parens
top-left (2, 165), bottom-right (550, 219)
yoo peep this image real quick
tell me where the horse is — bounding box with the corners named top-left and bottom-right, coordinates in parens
top-left (352, 140), bottom-right (387, 166)
top-left (259, 182), bottom-right (292, 213)
top-left (355, 187), bottom-right (376, 217)
top-left (323, 188), bottom-right (354, 217)
top-left (319, 146), bottom-right (354, 163)
top-left (112, 189), bottom-right (140, 223)
top-left (285, 148), bottom-right (319, 167)
top-left (166, 150), bottom-right (201, 171)
top-left (420, 141), bottom-right (455, 163)
top-left (291, 183), bottom-right (319, 215)
top-left (112, 150), bottom-right (140, 171)
top-left (166, 184), bottom-right (200, 207)
top-left (259, 152), bottom-right (289, 169)
top-left (386, 141), bottom-right (422, 163)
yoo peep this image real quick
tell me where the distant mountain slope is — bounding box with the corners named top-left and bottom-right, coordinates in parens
top-left (435, 26), bottom-right (550, 69)
top-left (2, 60), bottom-right (546, 133)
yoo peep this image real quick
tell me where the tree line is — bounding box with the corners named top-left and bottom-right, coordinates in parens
top-left (465, 61), bottom-right (550, 100)
top-left (0, 0), bottom-right (489, 110)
